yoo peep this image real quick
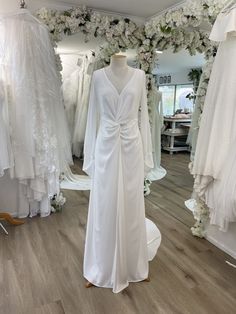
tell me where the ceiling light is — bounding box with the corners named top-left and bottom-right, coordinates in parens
top-left (156, 50), bottom-right (163, 54)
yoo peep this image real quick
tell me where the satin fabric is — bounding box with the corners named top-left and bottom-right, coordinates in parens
top-left (83, 68), bottom-right (153, 293)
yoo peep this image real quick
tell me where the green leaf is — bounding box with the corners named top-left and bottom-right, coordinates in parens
top-left (64, 11), bottom-right (71, 17)
top-left (160, 25), bottom-right (172, 34)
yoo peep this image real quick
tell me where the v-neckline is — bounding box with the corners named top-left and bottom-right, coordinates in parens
top-left (102, 67), bottom-right (136, 97)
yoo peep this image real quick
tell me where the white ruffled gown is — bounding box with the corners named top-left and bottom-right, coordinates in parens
top-left (0, 10), bottom-right (72, 217)
top-left (192, 7), bottom-right (236, 231)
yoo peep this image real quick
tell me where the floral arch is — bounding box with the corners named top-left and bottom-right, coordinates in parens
top-left (37, 0), bottom-right (229, 237)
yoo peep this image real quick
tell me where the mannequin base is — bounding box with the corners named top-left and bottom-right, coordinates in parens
top-left (85, 281), bottom-right (94, 288)
top-left (85, 277), bottom-right (150, 288)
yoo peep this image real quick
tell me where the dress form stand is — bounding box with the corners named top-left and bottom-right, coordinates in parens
top-left (104, 54), bottom-right (134, 93)
top-left (85, 54), bottom-right (150, 289)
top-left (0, 213), bottom-right (25, 235)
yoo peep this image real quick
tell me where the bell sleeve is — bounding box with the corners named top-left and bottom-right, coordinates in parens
top-left (140, 72), bottom-right (154, 176)
top-left (82, 72), bottom-right (99, 178)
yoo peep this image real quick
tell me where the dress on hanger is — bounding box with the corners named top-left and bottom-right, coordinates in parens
top-left (73, 53), bottom-right (96, 157)
top-left (147, 88), bottom-right (166, 181)
top-left (83, 68), bottom-right (153, 293)
top-left (192, 7), bottom-right (236, 230)
top-left (61, 54), bottom-right (85, 141)
top-left (0, 10), bottom-right (72, 217)
top-left (0, 78), bottom-right (12, 176)
top-left (192, 6), bottom-right (236, 198)
top-left (62, 68), bottom-right (80, 140)
top-left (205, 138), bottom-right (236, 231)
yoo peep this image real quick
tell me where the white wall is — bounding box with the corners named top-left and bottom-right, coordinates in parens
top-left (206, 223), bottom-right (236, 259)
top-left (157, 68), bottom-right (193, 86)
top-left (0, 0), bottom-right (71, 14)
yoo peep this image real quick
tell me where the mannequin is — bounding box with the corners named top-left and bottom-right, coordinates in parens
top-left (104, 55), bottom-right (135, 94)
top-left (83, 55), bottom-right (153, 293)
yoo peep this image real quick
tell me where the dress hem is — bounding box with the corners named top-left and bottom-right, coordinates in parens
top-left (83, 274), bottom-right (149, 293)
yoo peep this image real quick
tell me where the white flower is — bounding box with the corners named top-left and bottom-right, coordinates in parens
top-left (48, 23), bottom-right (55, 31)
top-left (51, 206), bottom-right (56, 213)
top-left (143, 39), bottom-right (150, 46)
top-left (37, 7), bottom-right (50, 20)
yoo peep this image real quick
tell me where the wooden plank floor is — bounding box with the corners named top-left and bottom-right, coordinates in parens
top-left (0, 152), bottom-right (236, 314)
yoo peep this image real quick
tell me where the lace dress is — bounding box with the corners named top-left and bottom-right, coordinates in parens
top-left (0, 10), bottom-right (72, 217)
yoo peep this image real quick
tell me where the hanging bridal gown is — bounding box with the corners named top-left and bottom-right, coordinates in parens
top-left (191, 7), bottom-right (236, 201)
top-left (61, 55), bottom-right (85, 141)
top-left (83, 68), bottom-right (153, 293)
top-left (147, 89), bottom-right (166, 181)
top-left (73, 53), bottom-right (96, 157)
top-left (62, 68), bottom-right (80, 140)
top-left (205, 138), bottom-right (236, 231)
top-left (0, 10), bottom-right (72, 217)
top-left (0, 78), bottom-right (12, 176)
top-left (199, 7), bottom-right (236, 232)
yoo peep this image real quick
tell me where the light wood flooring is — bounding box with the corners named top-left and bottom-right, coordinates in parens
top-left (0, 152), bottom-right (236, 314)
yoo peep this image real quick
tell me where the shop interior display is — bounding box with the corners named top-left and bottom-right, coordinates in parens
top-left (0, 0), bottom-right (235, 302)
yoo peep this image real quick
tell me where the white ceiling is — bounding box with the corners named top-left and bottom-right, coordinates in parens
top-left (154, 49), bottom-right (205, 74)
top-left (0, 0), bottom-right (185, 22)
top-left (57, 33), bottom-right (105, 53)
top-left (33, 0), bottom-right (185, 18)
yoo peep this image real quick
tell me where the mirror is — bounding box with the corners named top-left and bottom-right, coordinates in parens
top-left (152, 49), bottom-right (205, 156)
top-left (57, 33), bottom-right (106, 157)
top-left (58, 34), bottom-right (138, 159)
top-left (154, 49), bottom-right (205, 116)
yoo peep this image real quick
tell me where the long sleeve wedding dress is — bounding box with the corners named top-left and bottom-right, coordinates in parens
top-left (83, 68), bottom-right (153, 293)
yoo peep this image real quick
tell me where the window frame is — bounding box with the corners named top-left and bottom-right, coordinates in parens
top-left (159, 83), bottom-right (194, 116)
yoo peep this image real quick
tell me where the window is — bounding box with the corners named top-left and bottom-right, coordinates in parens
top-left (159, 85), bottom-right (175, 116)
top-left (159, 84), bottom-right (194, 116)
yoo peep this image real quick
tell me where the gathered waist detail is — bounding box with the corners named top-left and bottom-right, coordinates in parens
top-left (99, 118), bottom-right (139, 140)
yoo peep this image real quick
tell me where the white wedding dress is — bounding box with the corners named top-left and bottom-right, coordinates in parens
top-left (62, 68), bottom-right (80, 140)
top-left (0, 10), bottom-right (72, 217)
top-left (73, 53), bottom-right (95, 157)
top-left (147, 89), bottom-right (166, 181)
top-left (192, 7), bottom-right (236, 230)
top-left (0, 77), bottom-right (12, 176)
top-left (83, 68), bottom-right (154, 293)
